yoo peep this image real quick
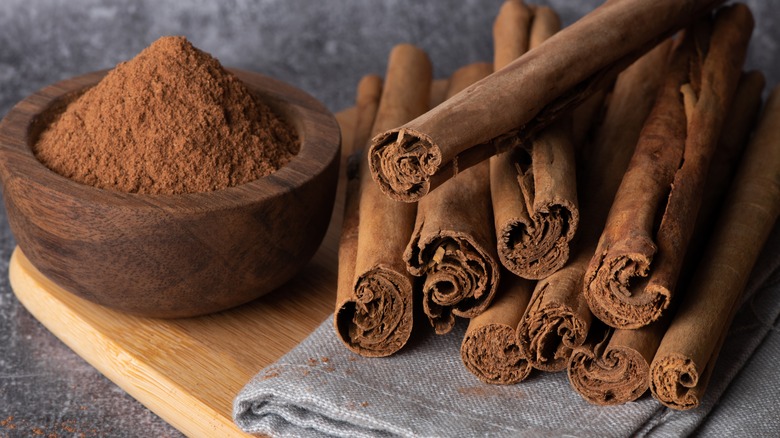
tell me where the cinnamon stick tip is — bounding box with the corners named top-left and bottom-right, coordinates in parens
top-left (568, 346), bottom-right (649, 405)
top-left (716, 2), bottom-right (755, 31)
top-left (517, 301), bottom-right (590, 372)
top-left (368, 127), bottom-right (441, 202)
top-left (388, 43), bottom-right (432, 64)
top-left (356, 74), bottom-right (383, 104)
top-left (333, 268), bottom-right (414, 358)
top-left (742, 69), bottom-right (765, 89)
top-left (497, 199), bottom-right (579, 279)
top-left (584, 244), bottom-right (671, 329)
top-left (461, 323), bottom-right (531, 384)
top-left (494, 0), bottom-right (533, 31)
top-left (531, 5), bottom-right (561, 26)
top-left (450, 62), bottom-right (494, 87)
top-left (650, 353), bottom-right (701, 410)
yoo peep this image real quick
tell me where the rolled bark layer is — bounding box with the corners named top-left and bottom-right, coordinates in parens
top-left (569, 339), bottom-right (646, 405)
top-left (582, 44), bottom-right (690, 327)
top-left (458, 1), bottom-right (540, 382)
top-left (368, 0), bottom-right (725, 202)
top-left (334, 45), bottom-right (432, 356)
top-left (567, 64), bottom-right (765, 406)
top-left (461, 273), bottom-right (534, 384)
top-left (651, 77), bottom-right (780, 411)
top-left (404, 62), bottom-right (499, 335)
top-left (493, 128), bottom-right (578, 279)
top-left (491, 2), bottom-right (579, 280)
top-left (568, 308), bottom-right (672, 406)
top-left (585, 5), bottom-right (753, 329)
top-left (515, 39), bottom-right (671, 372)
top-left (567, 325), bottom-right (649, 405)
top-left (517, 260), bottom-right (590, 371)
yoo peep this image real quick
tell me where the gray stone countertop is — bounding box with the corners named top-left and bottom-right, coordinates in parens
top-left (1, 1), bottom-right (778, 436)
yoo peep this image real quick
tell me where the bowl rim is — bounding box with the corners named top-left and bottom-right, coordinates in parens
top-left (0, 68), bottom-right (341, 214)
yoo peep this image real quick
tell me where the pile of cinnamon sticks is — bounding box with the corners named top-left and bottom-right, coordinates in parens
top-left (334, 0), bottom-right (780, 411)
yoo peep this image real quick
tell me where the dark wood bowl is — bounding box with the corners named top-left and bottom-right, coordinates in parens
top-left (0, 69), bottom-right (340, 318)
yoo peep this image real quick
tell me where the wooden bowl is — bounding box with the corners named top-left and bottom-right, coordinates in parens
top-left (0, 69), bottom-right (340, 318)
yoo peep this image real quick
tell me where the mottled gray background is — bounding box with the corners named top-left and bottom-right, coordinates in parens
top-left (0, 1), bottom-right (778, 437)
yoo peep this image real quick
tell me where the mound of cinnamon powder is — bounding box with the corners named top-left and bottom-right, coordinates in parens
top-left (34, 36), bottom-right (299, 195)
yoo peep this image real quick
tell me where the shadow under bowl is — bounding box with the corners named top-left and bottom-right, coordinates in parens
top-left (0, 68), bottom-right (340, 318)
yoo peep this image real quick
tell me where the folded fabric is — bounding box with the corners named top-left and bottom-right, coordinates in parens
top-left (234, 225), bottom-right (780, 438)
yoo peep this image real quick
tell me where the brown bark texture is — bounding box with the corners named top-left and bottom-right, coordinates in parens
top-left (490, 2), bottom-right (579, 280)
top-left (461, 272), bottom-right (534, 384)
top-left (334, 44), bottom-right (432, 356)
top-left (404, 62), bottom-right (498, 335)
top-left (459, 0), bottom-right (537, 384)
top-left (567, 67), bottom-right (765, 405)
top-left (516, 38), bottom-right (672, 372)
top-left (584, 4), bottom-right (753, 329)
top-left (368, 0), bottom-right (725, 203)
top-left (651, 62), bottom-right (779, 411)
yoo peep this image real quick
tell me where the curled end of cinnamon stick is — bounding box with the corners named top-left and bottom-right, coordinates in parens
top-left (498, 201), bottom-right (578, 279)
top-left (584, 240), bottom-right (671, 329)
top-left (568, 343), bottom-right (649, 405)
top-left (406, 232), bottom-right (500, 334)
top-left (461, 323), bottom-right (531, 385)
top-left (368, 128), bottom-right (441, 202)
top-left (517, 281), bottom-right (590, 371)
top-left (408, 231), bottom-right (500, 335)
top-left (650, 353), bottom-right (700, 410)
top-left (334, 267), bottom-right (413, 357)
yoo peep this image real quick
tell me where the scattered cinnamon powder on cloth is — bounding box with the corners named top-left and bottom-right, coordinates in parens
top-left (34, 35), bottom-right (299, 195)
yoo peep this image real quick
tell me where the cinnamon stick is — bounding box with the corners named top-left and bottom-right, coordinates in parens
top-left (567, 323), bottom-right (649, 404)
top-left (567, 68), bottom-right (765, 405)
top-left (350, 76), bottom-right (383, 157)
top-left (491, 3), bottom-right (579, 280)
top-left (404, 62), bottom-right (498, 335)
top-left (688, 69), bottom-right (765, 256)
top-left (458, 0), bottom-right (536, 383)
top-left (429, 78), bottom-right (450, 110)
top-left (368, 0), bottom-right (725, 202)
top-left (492, 0), bottom-right (532, 72)
top-left (461, 272), bottom-right (534, 384)
top-left (516, 38), bottom-right (672, 372)
top-left (334, 45), bottom-right (432, 356)
top-left (335, 76), bottom-right (382, 355)
top-left (570, 88), bottom-right (607, 155)
top-left (650, 82), bottom-right (780, 411)
top-left (584, 4), bottom-right (753, 329)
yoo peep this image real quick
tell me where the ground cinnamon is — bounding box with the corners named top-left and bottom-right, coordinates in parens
top-left (34, 36), bottom-right (298, 195)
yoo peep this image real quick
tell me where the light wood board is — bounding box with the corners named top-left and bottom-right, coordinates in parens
top-left (9, 108), bottom-right (358, 437)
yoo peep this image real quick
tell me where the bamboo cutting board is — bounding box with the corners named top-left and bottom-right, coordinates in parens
top-left (9, 108), bottom-right (358, 437)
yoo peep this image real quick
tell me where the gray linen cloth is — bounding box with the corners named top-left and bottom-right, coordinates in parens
top-left (234, 225), bottom-right (780, 437)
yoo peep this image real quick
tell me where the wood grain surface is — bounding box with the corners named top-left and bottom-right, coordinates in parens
top-left (9, 109), bottom-right (355, 437)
